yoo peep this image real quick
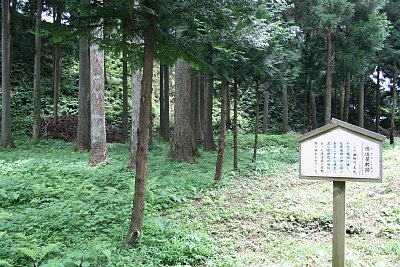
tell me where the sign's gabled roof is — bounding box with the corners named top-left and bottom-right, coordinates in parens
top-left (298, 118), bottom-right (386, 142)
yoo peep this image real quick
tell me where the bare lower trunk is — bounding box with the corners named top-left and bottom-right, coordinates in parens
top-left (52, 5), bottom-right (62, 122)
top-left (282, 83), bottom-right (288, 134)
top-left (262, 82), bottom-right (270, 134)
top-left (344, 73), bottom-right (350, 122)
top-left (358, 75), bottom-right (365, 128)
top-left (203, 74), bottom-right (216, 151)
top-left (1, 0), bottom-right (15, 147)
top-left (124, 22), bottom-right (154, 245)
top-left (375, 64), bottom-right (381, 133)
top-left (253, 83), bottom-right (260, 162)
top-left (53, 42), bottom-right (61, 121)
top-left (233, 80), bottom-right (238, 171)
top-left (325, 30), bottom-right (333, 124)
top-left (129, 68), bottom-right (142, 169)
top-left (390, 59), bottom-right (397, 144)
top-left (161, 64), bottom-right (170, 142)
top-left (89, 25), bottom-right (108, 166)
top-left (191, 71), bottom-right (200, 145)
top-left (32, 0), bottom-right (43, 142)
top-left (310, 83), bottom-right (317, 130)
top-left (159, 64), bottom-right (164, 138)
top-left (199, 72), bottom-right (205, 143)
top-left (75, 0), bottom-right (91, 152)
top-left (215, 79), bottom-right (228, 180)
top-left (122, 57), bottom-right (129, 140)
top-left (169, 59), bottom-right (198, 162)
top-left (339, 83), bottom-right (345, 120)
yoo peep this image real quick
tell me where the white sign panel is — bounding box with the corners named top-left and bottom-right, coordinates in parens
top-left (300, 128), bottom-right (381, 180)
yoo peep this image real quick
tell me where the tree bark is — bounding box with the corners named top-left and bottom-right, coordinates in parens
top-left (226, 85), bottom-right (231, 129)
top-left (344, 73), bottom-right (350, 122)
top-left (199, 72), bottom-right (205, 143)
top-left (1, 0), bottom-right (15, 147)
top-left (52, 5), bottom-right (62, 122)
top-left (375, 64), bottom-right (381, 133)
top-left (125, 21), bottom-right (154, 245)
top-left (75, 0), bottom-right (91, 152)
top-left (203, 74), bottom-right (216, 151)
top-left (32, 0), bottom-right (43, 142)
top-left (262, 82), bottom-right (270, 134)
top-left (89, 23), bottom-right (108, 166)
top-left (122, 57), bottom-right (129, 140)
top-left (159, 63), bottom-right (164, 138)
top-left (325, 30), bottom-right (333, 124)
top-left (339, 83), bottom-right (345, 120)
top-left (191, 71), bottom-right (200, 145)
top-left (310, 81), bottom-right (317, 130)
top-left (390, 59), bottom-right (397, 144)
top-left (302, 77), bottom-right (309, 133)
top-left (358, 75), bottom-right (365, 128)
top-left (162, 64), bottom-right (170, 142)
top-left (169, 59), bottom-right (199, 162)
top-left (252, 83), bottom-right (260, 162)
top-left (215, 78), bottom-right (228, 180)
top-left (129, 68), bottom-right (142, 168)
top-left (282, 83), bottom-right (288, 134)
top-left (233, 80), bottom-right (238, 171)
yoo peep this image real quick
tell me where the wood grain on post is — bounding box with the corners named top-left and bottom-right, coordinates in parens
top-left (333, 181), bottom-right (346, 267)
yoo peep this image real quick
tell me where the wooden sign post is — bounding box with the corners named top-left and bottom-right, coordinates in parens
top-left (299, 119), bottom-right (385, 267)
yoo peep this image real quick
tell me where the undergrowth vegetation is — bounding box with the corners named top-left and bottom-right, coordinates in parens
top-left (1, 135), bottom-right (399, 266)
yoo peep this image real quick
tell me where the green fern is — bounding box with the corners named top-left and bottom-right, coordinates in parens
top-left (0, 259), bottom-right (12, 267)
top-left (17, 244), bottom-right (59, 263)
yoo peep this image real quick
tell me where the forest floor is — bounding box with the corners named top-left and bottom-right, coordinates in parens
top-left (0, 135), bottom-right (399, 267)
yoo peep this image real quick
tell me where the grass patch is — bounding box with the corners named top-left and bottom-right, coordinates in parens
top-left (1, 135), bottom-right (399, 266)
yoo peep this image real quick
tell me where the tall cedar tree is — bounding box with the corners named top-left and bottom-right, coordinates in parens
top-left (215, 79), bottom-right (228, 180)
top-left (125, 11), bottom-right (154, 245)
top-left (89, 23), bottom-right (108, 166)
top-left (233, 81), bottom-right (238, 170)
top-left (262, 82), bottom-right (270, 134)
top-left (390, 59), bottom-right (397, 144)
top-left (169, 58), bottom-right (199, 162)
top-left (203, 74), bottom-right (216, 151)
top-left (252, 82), bottom-right (260, 162)
top-left (32, 0), bottom-right (43, 142)
top-left (129, 68), bottom-right (142, 169)
top-left (75, 0), bottom-right (91, 151)
top-left (1, 0), bottom-right (15, 147)
top-left (52, 4), bottom-right (62, 121)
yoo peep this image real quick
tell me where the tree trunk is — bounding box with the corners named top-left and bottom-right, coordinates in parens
top-left (162, 64), bottom-right (170, 142)
top-left (233, 80), bottom-right (238, 171)
top-left (344, 73), bottom-right (350, 122)
top-left (89, 24), bottom-right (108, 166)
top-left (191, 71), bottom-right (200, 145)
top-left (203, 74), bottom-right (216, 151)
top-left (310, 82), bottom-right (317, 130)
top-left (168, 59), bottom-right (198, 162)
top-left (75, 0), bottom-right (91, 152)
top-left (358, 75), bottom-right (365, 128)
top-left (122, 57), bottom-right (129, 140)
top-left (159, 63), bottom-right (164, 138)
top-left (302, 77), bottom-right (309, 133)
top-left (375, 64), bottom-right (381, 133)
top-left (339, 83), bottom-right (345, 120)
top-left (390, 59), bottom-right (397, 144)
top-left (125, 22), bottom-right (154, 245)
top-left (253, 83), bottom-right (260, 162)
top-left (226, 85), bottom-right (231, 130)
top-left (32, 0), bottom-right (43, 142)
top-left (1, 0), bottom-right (15, 147)
top-left (325, 30), bottom-right (333, 124)
top-left (282, 83), bottom-right (288, 134)
top-left (262, 82), bottom-right (270, 134)
top-left (52, 5), bottom-right (62, 122)
top-left (199, 72), bottom-right (205, 143)
top-left (215, 78), bottom-right (228, 180)
top-left (129, 68), bottom-right (142, 169)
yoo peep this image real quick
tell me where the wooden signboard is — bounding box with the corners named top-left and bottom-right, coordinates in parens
top-left (298, 118), bottom-right (385, 267)
top-left (299, 118), bottom-right (385, 182)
